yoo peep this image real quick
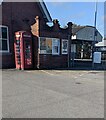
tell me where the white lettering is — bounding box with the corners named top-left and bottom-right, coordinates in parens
top-left (23, 35), bottom-right (31, 38)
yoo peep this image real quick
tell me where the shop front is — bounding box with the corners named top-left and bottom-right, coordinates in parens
top-left (72, 40), bottom-right (92, 59)
top-left (31, 18), bottom-right (72, 69)
top-left (38, 37), bottom-right (69, 68)
top-left (72, 26), bottom-right (102, 59)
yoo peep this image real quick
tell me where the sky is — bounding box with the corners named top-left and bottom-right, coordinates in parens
top-left (44, 2), bottom-right (104, 38)
top-left (0, 1), bottom-right (104, 38)
top-left (0, 0), bottom-right (105, 45)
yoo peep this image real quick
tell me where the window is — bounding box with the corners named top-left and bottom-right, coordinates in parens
top-left (46, 38), bottom-right (52, 54)
top-left (39, 37), bottom-right (60, 55)
top-left (62, 39), bottom-right (68, 54)
top-left (0, 26), bottom-right (9, 52)
top-left (40, 38), bottom-right (47, 54)
top-left (52, 38), bottom-right (60, 55)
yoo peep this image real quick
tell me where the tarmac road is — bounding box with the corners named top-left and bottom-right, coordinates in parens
top-left (2, 69), bottom-right (104, 118)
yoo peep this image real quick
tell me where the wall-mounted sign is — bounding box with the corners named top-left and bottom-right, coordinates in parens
top-left (94, 52), bottom-right (101, 63)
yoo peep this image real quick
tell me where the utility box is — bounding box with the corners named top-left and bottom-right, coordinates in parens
top-left (14, 31), bottom-right (33, 70)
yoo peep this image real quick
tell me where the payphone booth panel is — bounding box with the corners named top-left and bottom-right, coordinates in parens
top-left (14, 31), bottom-right (33, 70)
top-left (22, 32), bottom-right (33, 69)
top-left (14, 32), bottom-right (21, 70)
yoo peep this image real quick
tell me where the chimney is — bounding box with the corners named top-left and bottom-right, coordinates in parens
top-left (53, 19), bottom-right (60, 31)
top-left (67, 22), bottom-right (73, 35)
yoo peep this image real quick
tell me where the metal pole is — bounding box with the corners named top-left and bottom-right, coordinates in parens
top-left (92, 1), bottom-right (98, 68)
top-left (67, 22), bottom-right (73, 68)
top-left (68, 34), bottom-right (71, 68)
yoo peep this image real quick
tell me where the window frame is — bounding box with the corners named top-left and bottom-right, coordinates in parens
top-left (62, 39), bottom-right (68, 54)
top-left (0, 25), bottom-right (9, 53)
top-left (39, 37), bottom-right (60, 55)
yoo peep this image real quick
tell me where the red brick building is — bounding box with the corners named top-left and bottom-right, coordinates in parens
top-left (1, 2), bottom-right (72, 69)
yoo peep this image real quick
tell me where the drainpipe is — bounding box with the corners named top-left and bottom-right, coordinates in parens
top-left (35, 16), bottom-right (40, 69)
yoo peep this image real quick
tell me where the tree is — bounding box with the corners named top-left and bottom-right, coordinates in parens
top-left (72, 23), bottom-right (81, 28)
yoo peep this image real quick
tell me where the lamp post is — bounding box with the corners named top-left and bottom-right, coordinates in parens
top-left (68, 34), bottom-right (71, 68)
top-left (67, 22), bottom-right (73, 68)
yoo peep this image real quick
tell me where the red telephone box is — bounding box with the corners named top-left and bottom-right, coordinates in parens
top-left (14, 31), bottom-right (33, 70)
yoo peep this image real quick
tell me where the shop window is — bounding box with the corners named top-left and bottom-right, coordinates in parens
top-left (39, 37), bottom-right (60, 55)
top-left (46, 38), bottom-right (52, 54)
top-left (0, 26), bottom-right (9, 52)
top-left (62, 39), bottom-right (68, 54)
top-left (52, 38), bottom-right (60, 55)
top-left (40, 38), bottom-right (47, 54)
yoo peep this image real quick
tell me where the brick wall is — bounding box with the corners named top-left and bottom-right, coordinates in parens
top-left (1, 2), bottom-right (47, 68)
top-left (2, 53), bottom-right (15, 68)
top-left (1, 2), bottom-right (72, 69)
top-left (31, 18), bottom-right (72, 69)
top-left (39, 55), bottom-right (68, 69)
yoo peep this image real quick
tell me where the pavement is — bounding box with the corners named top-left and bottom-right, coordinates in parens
top-left (2, 69), bottom-right (104, 118)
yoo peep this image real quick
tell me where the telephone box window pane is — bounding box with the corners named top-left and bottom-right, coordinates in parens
top-left (2, 27), bottom-right (7, 39)
top-left (2, 40), bottom-right (8, 50)
top-left (46, 39), bottom-right (52, 53)
top-left (25, 41), bottom-right (31, 59)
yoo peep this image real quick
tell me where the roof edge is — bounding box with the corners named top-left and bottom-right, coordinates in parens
top-left (38, 0), bottom-right (52, 22)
